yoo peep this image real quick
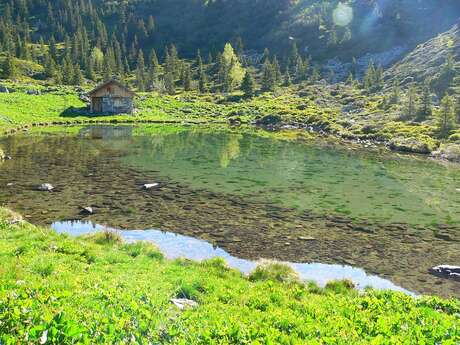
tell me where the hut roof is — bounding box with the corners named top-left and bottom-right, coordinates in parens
top-left (88, 79), bottom-right (136, 97)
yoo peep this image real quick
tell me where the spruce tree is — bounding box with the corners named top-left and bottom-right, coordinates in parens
top-left (345, 72), bottom-right (353, 85)
top-left (182, 64), bottom-right (192, 91)
top-left (136, 50), bottom-right (146, 91)
top-left (437, 95), bottom-right (456, 137)
top-left (311, 67), bottom-right (321, 82)
top-left (165, 71), bottom-right (175, 95)
top-left (241, 71), bottom-right (256, 98)
top-left (363, 62), bottom-right (376, 92)
top-left (417, 83), bottom-right (432, 121)
top-left (73, 64), bottom-right (84, 85)
top-left (261, 61), bottom-right (276, 92)
top-left (284, 71), bottom-right (292, 87)
top-left (456, 96), bottom-right (460, 124)
top-left (63, 56), bottom-right (75, 85)
top-left (404, 85), bottom-right (418, 120)
top-left (44, 53), bottom-right (56, 79)
top-left (288, 41), bottom-right (299, 67)
top-left (1, 54), bottom-right (16, 79)
top-left (198, 69), bottom-right (209, 93)
top-left (272, 56), bottom-right (282, 83)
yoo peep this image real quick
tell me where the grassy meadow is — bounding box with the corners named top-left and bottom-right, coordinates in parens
top-left (0, 208), bottom-right (459, 344)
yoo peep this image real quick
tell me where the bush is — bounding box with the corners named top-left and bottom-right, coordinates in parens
top-left (325, 279), bottom-right (356, 294)
top-left (123, 241), bottom-right (164, 259)
top-left (86, 230), bottom-right (122, 245)
top-left (249, 260), bottom-right (299, 283)
top-left (33, 262), bottom-right (54, 277)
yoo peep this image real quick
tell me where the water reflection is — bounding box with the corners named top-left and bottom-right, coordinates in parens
top-left (52, 220), bottom-right (413, 295)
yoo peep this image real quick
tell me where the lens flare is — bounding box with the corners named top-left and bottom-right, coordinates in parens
top-left (333, 3), bottom-right (353, 27)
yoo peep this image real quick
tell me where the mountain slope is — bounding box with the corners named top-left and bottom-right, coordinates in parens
top-left (385, 23), bottom-right (460, 92)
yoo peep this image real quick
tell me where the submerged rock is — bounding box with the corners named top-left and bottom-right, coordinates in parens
top-left (143, 183), bottom-right (160, 190)
top-left (298, 236), bottom-right (316, 241)
top-left (80, 206), bottom-right (94, 215)
top-left (36, 183), bottom-right (54, 192)
top-left (429, 265), bottom-right (460, 281)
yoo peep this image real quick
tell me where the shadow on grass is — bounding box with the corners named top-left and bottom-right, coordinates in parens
top-left (60, 106), bottom-right (92, 118)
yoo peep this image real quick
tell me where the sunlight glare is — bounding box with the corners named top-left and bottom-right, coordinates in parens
top-left (333, 3), bottom-right (353, 27)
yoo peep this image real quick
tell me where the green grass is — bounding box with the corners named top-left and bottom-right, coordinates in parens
top-left (0, 208), bottom-right (459, 344)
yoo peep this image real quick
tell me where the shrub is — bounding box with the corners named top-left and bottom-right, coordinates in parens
top-left (123, 241), bottom-right (164, 259)
top-left (325, 279), bottom-right (356, 294)
top-left (33, 262), bottom-right (54, 277)
top-left (249, 260), bottom-right (299, 283)
top-left (87, 230), bottom-right (122, 245)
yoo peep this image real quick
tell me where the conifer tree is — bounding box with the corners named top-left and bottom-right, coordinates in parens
top-left (311, 67), bottom-right (321, 82)
top-left (241, 71), bottom-right (256, 98)
top-left (455, 96), bottom-right (460, 124)
top-left (196, 49), bottom-right (203, 71)
top-left (220, 43), bottom-right (244, 91)
top-left (345, 72), bottom-right (353, 85)
top-left (363, 62), bottom-right (376, 92)
top-left (389, 83), bottom-right (401, 105)
top-left (165, 71), bottom-right (175, 95)
top-left (198, 69), bottom-right (209, 93)
top-left (261, 61), bottom-right (276, 92)
top-left (103, 56), bottom-right (112, 81)
top-left (404, 85), bottom-right (418, 120)
top-left (235, 37), bottom-right (244, 58)
top-left (182, 64), bottom-right (192, 91)
top-left (44, 53), bottom-right (56, 79)
top-left (437, 95), bottom-right (456, 137)
top-left (136, 50), bottom-right (146, 91)
top-left (149, 48), bottom-right (159, 69)
top-left (417, 83), bottom-right (432, 121)
top-left (262, 48), bottom-right (271, 63)
top-left (272, 56), bottom-right (282, 83)
top-left (73, 64), bottom-right (84, 85)
top-left (288, 41), bottom-right (299, 68)
top-left (1, 54), bottom-right (16, 79)
top-left (284, 71), bottom-right (292, 87)
top-left (63, 56), bottom-right (75, 85)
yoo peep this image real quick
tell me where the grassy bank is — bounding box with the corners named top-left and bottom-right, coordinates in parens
top-left (0, 208), bottom-right (459, 344)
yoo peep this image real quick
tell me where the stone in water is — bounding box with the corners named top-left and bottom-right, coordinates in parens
top-left (37, 183), bottom-right (54, 191)
top-left (80, 206), bottom-right (94, 215)
top-left (143, 183), bottom-right (159, 190)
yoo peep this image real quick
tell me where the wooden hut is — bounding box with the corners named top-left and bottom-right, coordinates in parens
top-left (88, 80), bottom-right (136, 114)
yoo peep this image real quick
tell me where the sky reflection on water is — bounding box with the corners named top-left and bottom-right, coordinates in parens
top-left (52, 220), bottom-right (413, 295)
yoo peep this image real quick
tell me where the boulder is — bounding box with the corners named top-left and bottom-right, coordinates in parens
top-left (170, 298), bottom-right (198, 310)
top-left (26, 89), bottom-right (41, 95)
top-left (429, 265), bottom-right (460, 281)
top-left (0, 85), bottom-right (9, 93)
top-left (36, 183), bottom-right (54, 192)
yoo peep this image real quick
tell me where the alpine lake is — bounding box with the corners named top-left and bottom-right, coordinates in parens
top-left (0, 124), bottom-right (459, 298)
